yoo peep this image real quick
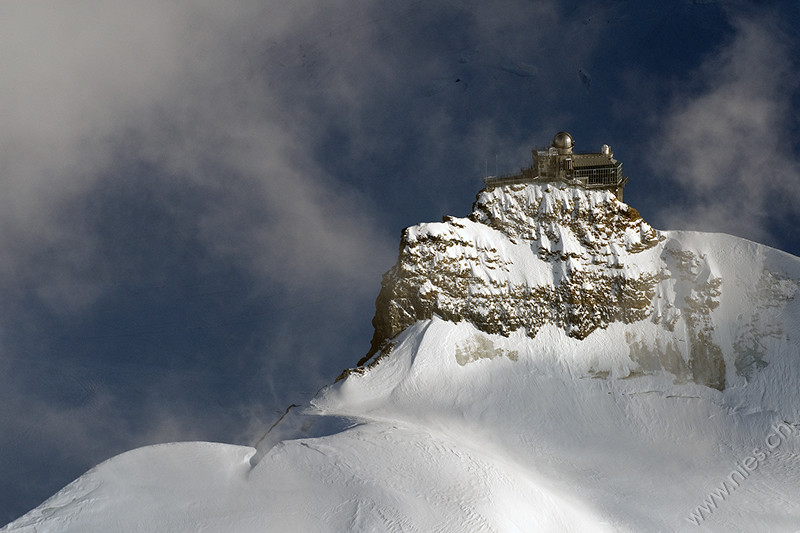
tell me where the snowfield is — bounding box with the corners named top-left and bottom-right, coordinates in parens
top-left (4, 185), bottom-right (800, 531)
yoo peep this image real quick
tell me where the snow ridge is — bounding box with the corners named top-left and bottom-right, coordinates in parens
top-left (5, 181), bottom-right (800, 533)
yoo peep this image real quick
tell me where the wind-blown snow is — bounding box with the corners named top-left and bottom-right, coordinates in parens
top-left (4, 185), bottom-right (800, 532)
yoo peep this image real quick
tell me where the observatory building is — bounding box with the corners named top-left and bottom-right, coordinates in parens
top-left (484, 132), bottom-right (628, 200)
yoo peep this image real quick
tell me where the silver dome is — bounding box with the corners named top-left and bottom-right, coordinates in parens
top-left (552, 131), bottom-right (574, 154)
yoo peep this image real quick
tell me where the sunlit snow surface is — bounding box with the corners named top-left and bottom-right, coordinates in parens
top-left (4, 224), bottom-right (800, 531)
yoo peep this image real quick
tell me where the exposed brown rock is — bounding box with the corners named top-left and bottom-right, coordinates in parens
top-left (365, 184), bottom-right (662, 360)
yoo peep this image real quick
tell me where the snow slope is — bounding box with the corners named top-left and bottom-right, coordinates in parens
top-left (4, 184), bottom-right (800, 532)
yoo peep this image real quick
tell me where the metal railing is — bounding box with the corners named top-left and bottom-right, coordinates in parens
top-left (483, 169), bottom-right (537, 186)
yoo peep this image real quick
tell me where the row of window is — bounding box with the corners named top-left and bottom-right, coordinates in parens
top-left (575, 166), bottom-right (621, 186)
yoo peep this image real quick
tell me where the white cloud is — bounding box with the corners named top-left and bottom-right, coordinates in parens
top-left (650, 11), bottom-right (800, 244)
top-left (0, 4), bottom-right (399, 516)
top-left (0, 0), bottom-right (395, 313)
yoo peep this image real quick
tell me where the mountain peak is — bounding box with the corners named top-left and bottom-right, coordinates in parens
top-left (8, 161), bottom-right (800, 533)
top-left (357, 180), bottom-right (797, 393)
top-left (471, 182), bottom-right (658, 257)
top-left (364, 183), bottom-right (662, 363)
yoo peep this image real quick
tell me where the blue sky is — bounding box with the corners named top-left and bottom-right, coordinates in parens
top-left (1, 0), bottom-right (799, 523)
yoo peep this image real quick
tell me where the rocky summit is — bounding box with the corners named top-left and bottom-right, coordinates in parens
top-left (361, 182), bottom-right (797, 391)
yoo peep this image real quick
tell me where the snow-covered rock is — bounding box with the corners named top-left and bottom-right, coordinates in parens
top-left (364, 183), bottom-right (797, 392)
top-left (4, 183), bottom-right (800, 532)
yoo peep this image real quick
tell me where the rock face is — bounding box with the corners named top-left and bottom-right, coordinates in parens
top-left (366, 183), bottom-right (660, 354)
top-left (361, 182), bottom-right (797, 390)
